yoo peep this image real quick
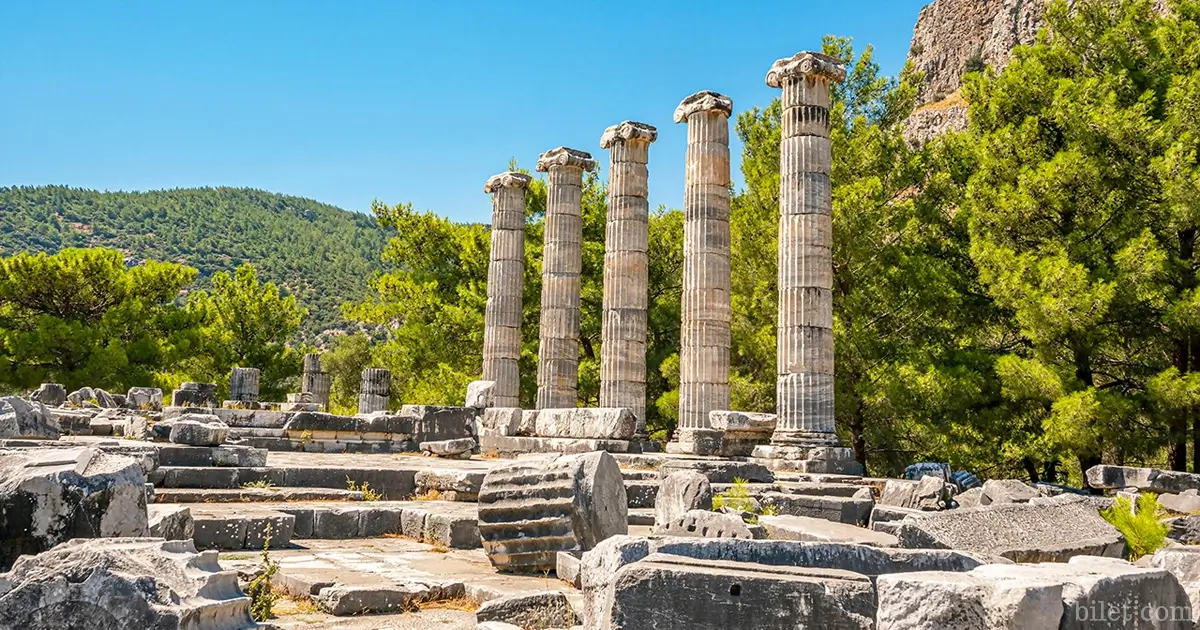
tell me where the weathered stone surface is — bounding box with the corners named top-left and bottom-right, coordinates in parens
top-left (0, 395), bottom-right (59, 439)
top-left (657, 459), bottom-right (774, 484)
top-left (478, 451), bottom-right (628, 572)
top-left (975, 556), bottom-right (1192, 630)
top-left (1086, 464), bottom-right (1200, 493)
top-left (67, 386), bottom-right (95, 406)
top-left (357, 368), bottom-right (392, 414)
top-left (665, 428), bottom-right (723, 456)
top-left (49, 407), bottom-right (94, 435)
top-left (710, 410), bottom-right (776, 456)
top-left (465, 380), bottom-right (495, 409)
top-left (981, 479), bottom-right (1039, 505)
top-left (880, 476), bottom-right (951, 510)
top-left (478, 407), bottom-right (523, 437)
top-left (653, 471), bottom-right (711, 530)
top-left (579, 534), bottom-right (998, 625)
top-left (401, 404), bottom-right (479, 442)
top-left (125, 387), bottom-right (163, 411)
top-left (1166, 515), bottom-right (1200, 544)
top-left (896, 494), bottom-right (1125, 562)
top-left (759, 514), bottom-right (899, 547)
top-left (535, 407), bottom-right (636, 440)
top-left (171, 381), bottom-right (218, 408)
top-left (0, 447), bottom-right (148, 569)
top-left (1159, 489), bottom-right (1200, 515)
top-left (0, 537), bottom-right (254, 629)
top-left (314, 581), bottom-right (462, 616)
top-left (93, 388), bottom-right (119, 408)
top-left (657, 510), bottom-right (755, 540)
top-left (419, 437), bottom-right (475, 458)
top-left (229, 367), bottom-right (260, 403)
top-left (602, 554), bottom-right (875, 630)
top-left (954, 486), bottom-right (987, 508)
top-left (476, 591), bottom-right (578, 629)
top-left (169, 413), bottom-right (230, 446)
top-left (148, 504), bottom-right (195, 541)
top-left (876, 570), bottom-right (1065, 630)
top-left (760, 492), bottom-right (873, 526)
top-left (30, 383), bottom-right (66, 407)
top-left (557, 550), bottom-right (583, 588)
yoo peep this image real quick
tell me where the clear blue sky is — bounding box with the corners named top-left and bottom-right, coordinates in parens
top-left (1, 1), bottom-right (928, 224)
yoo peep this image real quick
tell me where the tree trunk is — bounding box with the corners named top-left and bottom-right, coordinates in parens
top-left (850, 397), bottom-right (867, 471)
top-left (1022, 457), bottom-right (1040, 484)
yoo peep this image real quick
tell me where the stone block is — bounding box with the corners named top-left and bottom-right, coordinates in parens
top-left (312, 507), bottom-right (361, 539)
top-left (557, 550), bottom-right (583, 588)
top-left (760, 492), bottom-right (873, 526)
top-left (1086, 464), bottom-right (1200, 493)
top-left (981, 479), bottom-right (1039, 505)
top-left (466, 380), bottom-right (496, 409)
top-left (415, 469), bottom-right (485, 495)
top-left (478, 450), bottom-right (628, 572)
top-left (479, 407), bottom-right (523, 437)
top-left (658, 510), bottom-right (754, 539)
top-left (148, 504), bottom-right (194, 541)
top-left (955, 486), bottom-right (986, 508)
top-left (0, 396), bottom-right (59, 440)
top-left (759, 514), bottom-right (899, 547)
top-left (30, 383), bottom-right (66, 407)
top-left (124, 387), bottom-right (163, 411)
top-left (654, 471), bottom-right (712, 530)
top-left (424, 510), bottom-right (480, 548)
top-left (1166, 515), bottom-right (1200, 544)
top-left (0, 538), bottom-right (254, 629)
top-left (896, 494), bottom-right (1124, 562)
top-left (168, 413), bottom-right (229, 446)
top-left (419, 437), bottom-right (476, 458)
top-left (601, 554), bottom-right (876, 630)
top-left (535, 407), bottom-right (637, 439)
top-left (876, 570), bottom-right (1065, 630)
top-left (1160, 489), bottom-right (1200, 515)
top-left (657, 459), bottom-right (774, 484)
top-left (475, 592), bottom-right (578, 629)
top-left (402, 404), bottom-right (478, 442)
top-left (0, 447), bottom-right (148, 569)
top-left (358, 507), bottom-right (401, 537)
top-left (171, 382), bottom-right (217, 408)
top-left (315, 583), bottom-right (457, 616)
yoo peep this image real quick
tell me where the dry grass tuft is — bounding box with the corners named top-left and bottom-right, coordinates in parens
top-left (410, 489), bottom-right (443, 501)
top-left (419, 596), bottom-right (480, 612)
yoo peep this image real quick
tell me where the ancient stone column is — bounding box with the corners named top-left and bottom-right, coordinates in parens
top-left (483, 172), bottom-right (533, 409)
top-left (229, 367), bottom-right (260, 403)
top-left (767, 52), bottom-right (846, 450)
top-left (535, 147), bottom-right (596, 410)
top-left (599, 121), bottom-right (657, 432)
top-left (673, 91), bottom-right (733, 451)
top-left (358, 367), bottom-right (391, 414)
top-left (301, 353), bottom-right (331, 409)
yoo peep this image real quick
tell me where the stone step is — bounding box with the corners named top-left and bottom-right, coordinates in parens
top-left (620, 469), bottom-right (658, 481)
top-left (628, 508), bottom-right (655, 526)
top-left (149, 465), bottom-right (426, 500)
top-left (155, 487), bottom-right (365, 503)
top-left (191, 500), bottom-right (480, 550)
top-left (192, 499), bottom-right (482, 547)
top-left (624, 480), bottom-right (659, 509)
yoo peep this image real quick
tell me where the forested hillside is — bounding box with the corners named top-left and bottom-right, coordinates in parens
top-left (0, 186), bottom-right (388, 340)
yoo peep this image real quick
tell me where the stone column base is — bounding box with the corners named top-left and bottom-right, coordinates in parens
top-left (666, 428), bottom-right (724, 456)
top-left (750, 442), bottom-right (864, 475)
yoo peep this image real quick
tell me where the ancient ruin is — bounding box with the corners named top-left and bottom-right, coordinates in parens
top-left (5, 27), bottom-right (1200, 630)
top-left (599, 121), bottom-right (658, 430)
top-left (535, 147), bottom-right (596, 410)
top-left (670, 91), bottom-right (734, 456)
top-left (481, 171), bottom-right (533, 409)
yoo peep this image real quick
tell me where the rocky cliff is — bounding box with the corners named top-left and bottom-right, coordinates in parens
top-left (904, 0), bottom-right (1047, 143)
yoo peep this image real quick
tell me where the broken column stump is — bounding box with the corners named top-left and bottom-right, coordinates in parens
top-left (477, 450), bottom-right (628, 573)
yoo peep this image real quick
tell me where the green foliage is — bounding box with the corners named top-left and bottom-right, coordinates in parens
top-left (0, 248), bottom-right (202, 392)
top-left (241, 479), bottom-right (274, 489)
top-left (964, 55), bottom-right (986, 74)
top-left (246, 525), bottom-right (279, 622)
top-left (322, 333), bottom-right (376, 413)
top-left (346, 477), bottom-right (383, 501)
top-left (0, 186), bottom-right (388, 341)
top-left (185, 264), bottom-right (306, 400)
top-left (1100, 494), bottom-right (1170, 560)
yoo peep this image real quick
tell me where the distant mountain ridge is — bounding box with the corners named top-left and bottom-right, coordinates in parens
top-left (0, 185), bottom-right (390, 341)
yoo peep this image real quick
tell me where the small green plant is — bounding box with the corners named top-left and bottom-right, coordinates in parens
top-left (347, 476), bottom-right (384, 501)
top-left (760, 504), bottom-right (781, 517)
top-left (965, 55), bottom-right (986, 74)
top-left (1101, 493), bottom-right (1170, 561)
top-left (241, 479), bottom-right (274, 489)
top-left (713, 478), bottom-right (758, 513)
top-left (245, 524), bottom-right (279, 622)
top-left (298, 429), bottom-right (314, 449)
top-left (910, 42), bottom-right (925, 56)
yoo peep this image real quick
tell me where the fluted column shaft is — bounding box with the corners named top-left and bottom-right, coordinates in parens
top-left (483, 172), bottom-right (533, 408)
top-left (536, 148), bottom-right (596, 409)
top-left (358, 367), bottom-right (391, 414)
top-left (230, 367), bottom-right (260, 402)
top-left (769, 52), bottom-right (845, 445)
top-left (600, 122), bottom-right (658, 432)
top-left (675, 92), bottom-right (733, 434)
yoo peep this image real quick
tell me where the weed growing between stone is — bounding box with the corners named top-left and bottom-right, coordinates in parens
top-left (241, 479), bottom-right (274, 489)
top-left (346, 476), bottom-right (384, 501)
top-left (246, 524), bottom-right (280, 621)
top-left (1101, 493), bottom-right (1170, 561)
